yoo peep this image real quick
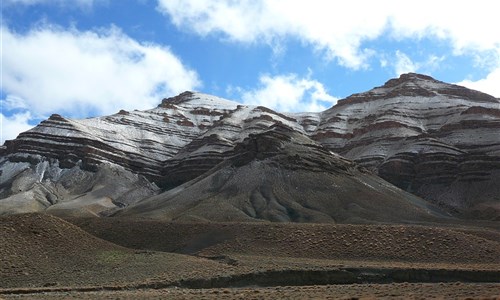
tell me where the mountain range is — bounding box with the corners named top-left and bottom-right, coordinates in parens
top-left (1, 73), bottom-right (499, 222)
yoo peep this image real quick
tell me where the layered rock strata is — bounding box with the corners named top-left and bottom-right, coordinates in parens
top-left (1, 74), bottom-right (499, 219)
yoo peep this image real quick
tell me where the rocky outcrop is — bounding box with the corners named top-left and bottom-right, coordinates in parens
top-left (0, 159), bottom-right (158, 217)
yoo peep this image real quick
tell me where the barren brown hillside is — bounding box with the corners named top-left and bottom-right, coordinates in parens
top-left (2, 214), bottom-right (500, 299)
top-left (0, 214), bottom-right (238, 289)
top-left (69, 217), bottom-right (500, 265)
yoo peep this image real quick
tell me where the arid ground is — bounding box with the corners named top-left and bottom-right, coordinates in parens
top-left (1, 213), bottom-right (499, 299)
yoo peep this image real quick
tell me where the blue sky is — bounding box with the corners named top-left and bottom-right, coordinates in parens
top-left (2, 0), bottom-right (500, 143)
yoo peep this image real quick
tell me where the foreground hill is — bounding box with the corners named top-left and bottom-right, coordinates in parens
top-left (0, 213), bottom-right (236, 289)
top-left (1, 73), bottom-right (499, 219)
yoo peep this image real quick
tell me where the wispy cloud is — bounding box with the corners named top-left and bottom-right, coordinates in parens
top-left (394, 51), bottom-right (419, 75)
top-left (392, 51), bottom-right (446, 76)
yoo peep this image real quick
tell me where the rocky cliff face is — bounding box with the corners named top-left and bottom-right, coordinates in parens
top-left (314, 73), bottom-right (500, 218)
top-left (1, 74), bottom-right (499, 220)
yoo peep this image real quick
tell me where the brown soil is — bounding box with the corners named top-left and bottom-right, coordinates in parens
top-left (2, 283), bottom-right (500, 299)
top-left (1, 213), bottom-right (500, 299)
top-left (69, 217), bottom-right (500, 265)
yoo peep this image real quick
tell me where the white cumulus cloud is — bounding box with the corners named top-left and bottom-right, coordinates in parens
top-left (156, 0), bottom-right (387, 69)
top-left (458, 68), bottom-right (500, 98)
top-left (457, 49), bottom-right (500, 98)
top-left (1, 24), bottom-right (200, 143)
top-left (2, 25), bottom-right (200, 117)
top-left (156, 0), bottom-right (500, 72)
top-left (0, 112), bottom-right (34, 144)
top-left (236, 74), bottom-right (338, 112)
